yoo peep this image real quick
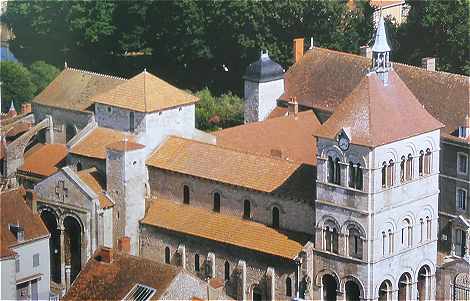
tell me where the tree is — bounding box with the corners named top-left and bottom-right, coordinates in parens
top-left (29, 61), bottom-right (59, 95)
top-left (0, 61), bottom-right (36, 112)
top-left (393, 0), bottom-right (470, 75)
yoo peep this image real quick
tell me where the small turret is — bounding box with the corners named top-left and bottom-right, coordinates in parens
top-left (7, 101), bottom-right (17, 118)
top-left (371, 15), bottom-right (392, 85)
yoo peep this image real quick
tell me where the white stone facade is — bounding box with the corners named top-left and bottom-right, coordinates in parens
top-left (244, 79), bottom-right (284, 123)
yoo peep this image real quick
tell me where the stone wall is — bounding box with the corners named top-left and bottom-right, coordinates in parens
top-left (244, 79), bottom-right (284, 123)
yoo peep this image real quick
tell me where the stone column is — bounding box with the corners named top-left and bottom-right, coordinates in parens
top-left (59, 225), bottom-right (66, 287)
top-left (340, 162), bottom-right (348, 187)
top-left (237, 260), bottom-right (247, 301)
top-left (464, 231), bottom-right (470, 263)
top-left (65, 265), bottom-right (71, 291)
top-left (266, 267), bottom-right (275, 301)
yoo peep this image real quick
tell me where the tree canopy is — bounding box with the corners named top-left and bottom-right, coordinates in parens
top-left (1, 61), bottom-right (36, 112)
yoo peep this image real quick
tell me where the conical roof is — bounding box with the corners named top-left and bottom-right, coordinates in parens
top-left (315, 70), bottom-right (443, 147)
top-left (91, 70), bottom-right (198, 112)
top-left (372, 16), bottom-right (391, 52)
top-left (244, 51), bottom-right (284, 83)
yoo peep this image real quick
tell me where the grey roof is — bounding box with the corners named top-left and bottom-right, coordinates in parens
top-left (243, 51), bottom-right (284, 83)
top-left (372, 16), bottom-right (391, 52)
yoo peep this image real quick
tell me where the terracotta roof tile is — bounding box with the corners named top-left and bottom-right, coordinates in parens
top-left (316, 71), bottom-right (444, 147)
top-left (18, 144), bottom-right (67, 177)
top-left (63, 249), bottom-right (181, 300)
top-left (106, 140), bottom-right (145, 152)
top-left (267, 106), bottom-right (288, 119)
top-left (146, 136), bottom-right (302, 193)
top-left (33, 67), bottom-right (126, 112)
top-left (1, 189), bottom-right (49, 258)
top-left (142, 199), bottom-right (310, 259)
top-left (91, 71), bottom-right (198, 112)
top-left (283, 47), bottom-right (470, 143)
top-left (1, 122), bottom-right (32, 137)
top-left (77, 168), bottom-right (113, 209)
top-left (215, 111), bottom-right (321, 165)
top-left (70, 127), bottom-right (137, 160)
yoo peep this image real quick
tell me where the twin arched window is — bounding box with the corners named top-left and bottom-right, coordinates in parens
top-left (324, 225), bottom-right (339, 254)
top-left (327, 156), bottom-right (341, 185)
top-left (348, 162), bottom-right (363, 190)
top-left (419, 149), bottom-right (432, 176)
top-left (348, 227), bottom-right (363, 259)
top-left (382, 160), bottom-right (395, 188)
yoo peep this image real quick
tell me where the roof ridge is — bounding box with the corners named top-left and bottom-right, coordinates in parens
top-left (65, 66), bottom-right (127, 81)
top-left (168, 135), bottom-right (300, 165)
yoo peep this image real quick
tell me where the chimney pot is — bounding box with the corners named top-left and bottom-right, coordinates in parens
top-left (293, 38), bottom-right (304, 64)
top-left (118, 236), bottom-right (131, 254)
top-left (288, 97), bottom-right (299, 117)
top-left (421, 57), bottom-right (436, 71)
top-left (98, 247), bottom-right (113, 263)
top-left (360, 46), bottom-right (372, 59)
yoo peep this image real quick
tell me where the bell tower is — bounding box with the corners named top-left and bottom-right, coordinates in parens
top-left (371, 15), bottom-right (391, 85)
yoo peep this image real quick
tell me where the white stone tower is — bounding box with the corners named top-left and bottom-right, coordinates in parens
top-left (243, 50), bottom-right (284, 123)
top-left (311, 18), bottom-right (444, 301)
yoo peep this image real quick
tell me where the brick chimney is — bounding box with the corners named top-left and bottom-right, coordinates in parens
top-left (293, 38), bottom-right (304, 64)
top-left (118, 236), bottom-right (131, 254)
top-left (360, 45), bottom-right (372, 59)
top-left (21, 103), bottom-right (32, 115)
top-left (288, 97), bottom-right (298, 117)
top-left (421, 57), bottom-right (436, 71)
top-left (97, 247), bottom-right (113, 263)
top-left (270, 149), bottom-right (282, 158)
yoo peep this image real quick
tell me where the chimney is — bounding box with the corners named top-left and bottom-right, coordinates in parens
top-left (97, 247), bottom-right (113, 263)
top-left (421, 57), bottom-right (436, 71)
top-left (270, 149), bottom-right (282, 158)
top-left (118, 236), bottom-right (131, 254)
top-left (21, 103), bottom-right (32, 115)
top-left (360, 45), bottom-right (372, 59)
top-left (293, 38), bottom-right (304, 64)
top-left (288, 97), bottom-right (298, 117)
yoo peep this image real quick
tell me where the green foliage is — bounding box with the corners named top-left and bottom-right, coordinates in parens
top-left (393, 0), bottom-right (470, 75)
top-left (29, 61), bottom-right (59, 94)
top-left (195, 88), bottom-right (244, 131)
top-left (0, 61), bottom-right (36, 112)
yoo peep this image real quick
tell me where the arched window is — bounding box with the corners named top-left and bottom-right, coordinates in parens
top-left (324, 225), bottom-right (339, 254)
top-left (334, 158), bottom-right (341, 185)
top-left (165, 247), bottom-right (170, 264)
top-left (382, 231), bottom-right (386, 256)
top-left (424, 149), bottom-right (432, 174)
top-left (381, 162), bottom-right (387, 188)
top-left (356, 164), bottom-right (363, 190)
top-left (328, 156), bottom-right (335, 183)
top-left (286, 277), bottom-right (292, 297)
top-left (348, 227), bottom-right (363, 259)
top-left (406, 154), bottom-right (413, 181)
top-left (224, 261), bottom-right (230, 281)
top-left (388, 229), bottom-right (394, 254)
top-left (401, 218), bottom-right (412, 248)
top-left (272, 207), bottom-right (280, 229)
top-left (420, 218), bottom-right (424, 242)
top-left (400, 156), bottom-right (406, 183)
top-left (426, 216), bottom-right (431, 240)
top-left (183, 185), bottom-right (190, 204)
top-left (419, 150), bottom-right (424, 176)
top-left (378, 280), bottom-right (392, 301)
top-left (398, 273), bottom-right (412, 301)
top-left (243, 200), bottom-right (251, 219)
top-left (213, 192), bottom-right (220, 212)
top-left (194, 254), bottom-right (200, 272)
top-left (387, 160), bottom-right (395, 186)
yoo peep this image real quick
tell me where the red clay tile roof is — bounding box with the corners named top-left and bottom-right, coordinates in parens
top-left (215, 111), bottom-right (321, 165)
top-left (33, 67), bottom-right (126, 112)
top-left (18, 144), bottom-right (67, 177)
top-left (268, 106), bottom-right (288, 119)
top-left (282, 47), bottom-right (470, 143)
top-left (106, 140), bottom-right (145, 152)
top-left (63, 248), bottom-right (181, 300)
top-left (146, 136), bottom-right (302, 193)
top-left (315, 71), bottom-right (444, 147)
top-left (77, 168), bottom-right (113, 209)
top-left (1, 189), bottom-right (49, 258)
top-left (142, 198), bottom-right (310, 259)
top-left (2, 122), bottom-right (32, 138)
top-left (91, 70), bottom-right (198, 112)
top-left (70, 127), bottom-right (137, 160)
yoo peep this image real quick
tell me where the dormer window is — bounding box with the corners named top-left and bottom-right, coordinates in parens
top-left (458, 126), bottom-right (469, 138)
top-left (9, 224), bottom-right (24, 242)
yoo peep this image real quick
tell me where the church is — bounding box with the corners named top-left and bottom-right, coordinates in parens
top-left (3, 15), bottom-right (468, 300)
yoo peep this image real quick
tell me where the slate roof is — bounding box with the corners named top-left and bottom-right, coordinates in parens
top-left (141, 198), bottom-right (310, 260)
top-left (33, 67), bottom-right (126, 112)
top-left (281, 47), bottom-right (470, 144)
top-left (18, 144), bottom-right (68, 177)
top-left (63, 248), bottom-right (182, 300)
top-left (215, 111), bottom-right (321, 165)
top-left (91, 70), bottom-right (199, 112)
top-left (0, 189), bottom-right (49, 258)
top-left (146, 136), bottom-right (304, 194)
top-left (77, 168), bottom-right (113, 209)
top-left (70, 127), bottom-right (137, 160)
top-left (243, 52), bottom-right (284, 83)
top-left (316, 70), bottom-right (444, 147)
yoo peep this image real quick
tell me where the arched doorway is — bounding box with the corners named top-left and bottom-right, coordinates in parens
top-left (63, 216), bottom-right (82, 282)
top-left (40, 210), bottom-right (61, 284)
top-left (398, 273), bottom-right (412, 301)
top-left (345, 280), bottom-right (361, 301)
top-left (417, 265), bottom-right (430, 300)
top-left (252, 285), bottom-right (263, 301)
top-left (322, 274), bottom-right (337, 301)
top-left (378, 280), bottom-right (393, 301)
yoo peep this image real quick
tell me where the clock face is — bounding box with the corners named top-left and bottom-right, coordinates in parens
top-left (338, 136), bottom-right (350, 151)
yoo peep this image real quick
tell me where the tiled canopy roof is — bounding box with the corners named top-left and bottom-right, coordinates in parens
top-left (146, 136), bottom-right (302, 193)
top-left (215, 111), bottom-right (321, 165)
top-left (33, 67), bottom-right (125, 112)
top-left (70, 127), bottom-right (137, 160)
top-left (315, 71), bottom-right (444, 147)
top-left (18, 144), bottom-right (67, 177)
top-left (142, 198), bottom-right (310, 259)
top-left (281, 47), bottom-right (470, 144)
top-left (1, 189), bottom-right (49, 258)
top-left (91, 70), bottom-right (199, 112)
top-left (77, 168), bottom-right (113, 209)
